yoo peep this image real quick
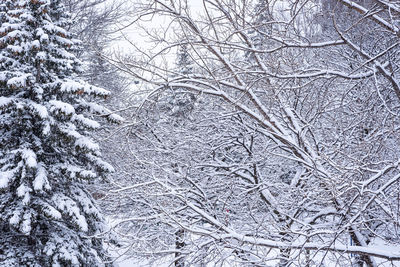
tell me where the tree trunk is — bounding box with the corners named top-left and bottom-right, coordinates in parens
top-left (175, 229), bottom-right (185, 267)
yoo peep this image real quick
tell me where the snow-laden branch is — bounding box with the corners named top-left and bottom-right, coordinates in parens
top-left (338, 0), bottom-right (400, 34)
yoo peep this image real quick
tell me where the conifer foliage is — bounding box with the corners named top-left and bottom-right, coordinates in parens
top-left (0, 0), bottom-right (117, 266)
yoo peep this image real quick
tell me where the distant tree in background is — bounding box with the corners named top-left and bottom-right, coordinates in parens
top-left (62, 0), bottom-right (129, 95)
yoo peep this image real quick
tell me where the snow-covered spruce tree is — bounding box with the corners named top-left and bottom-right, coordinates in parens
top-left (0, 0), bottom-right (119, 266)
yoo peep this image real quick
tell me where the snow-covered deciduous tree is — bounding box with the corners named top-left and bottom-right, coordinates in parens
top-left (108, 0), bottom-right (400, 266)
top-left (0, 0), bottom-right (119, 265)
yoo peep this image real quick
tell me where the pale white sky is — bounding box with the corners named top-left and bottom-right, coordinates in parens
top-left (112, 0), bottom-right (205, 63)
